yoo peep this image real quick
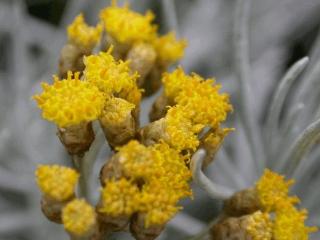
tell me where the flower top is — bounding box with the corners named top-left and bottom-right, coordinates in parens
top-left (35, 165), bottom-right (79, 201)
top-left (246, 211), bottom-right (273, 240)
top-left (162, 67), bottom-right (198, 100)
top-left (164, 106), bottom-right (203, 152)
top-left (62, 199), bottom-right (96, 237)
top-left (102, 97), bottom-right (135, 124)
top-left (139, 181), bottom-right (183, 227)
top-left (255, 169), bottom-right (300, 212)
top-left (33, 71), bottom-right (105, 128)
top-left (67, 14), bottom-right (102, 50)
top-left (99, 178), bottom-right (140, 217)
top-left (175, 74), bottom-right (232, 129)
top-left (152, 32), bottom-right (187, 65)
top-left (83, 49), bottom-right (141, 104)
top-left (273, 202), bottom-right (317, 240)
top-left (100, 0), bottom-right (157, 45)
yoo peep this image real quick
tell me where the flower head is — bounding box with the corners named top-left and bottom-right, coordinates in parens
top-left (273, 202), bottom-right (317, 240)
top-left (83, 49), bottom-right (141, 104)
top-left (33, 71), bottom-right (105, 128)
top-left (67, 14), bottom-right (102, 49)
top-left (35, 165), bottom-right (79, 201)
top-left (100, 0), bottom-right (157, 45)
top-left (99, 178), bottom-right (140, 217)
top-left (255, 169), bottom-right (300, 212)
top-left (164, 106), bottom-right (203, 152)
top-left (102, 97), bottom-right (135, 124)
top-left (246, 211), bottom-right (273, 240)
top-left (62, 199), bottom-right (96, 236)
top-left (152, 32), bottom-right (187, 65)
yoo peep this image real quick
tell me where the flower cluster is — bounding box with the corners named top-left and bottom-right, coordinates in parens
top-left (99, 141), bottom-right (192, 227)
top-left (213, 169), bottom-right (317, 240)
top-left (32, 2), bottom-right (234, 240)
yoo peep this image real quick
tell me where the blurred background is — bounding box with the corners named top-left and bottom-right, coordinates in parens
top-left (0, 0), bottom-right (320, 239)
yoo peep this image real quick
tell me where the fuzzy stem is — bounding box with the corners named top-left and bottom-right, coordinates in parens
top-left (191, 149), bottom-right (234, 200)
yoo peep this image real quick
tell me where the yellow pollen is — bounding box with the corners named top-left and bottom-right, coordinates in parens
top-left (35, 165), bottom-right (79, 201)
top-left (152, 32), bottom-right (187, 65)
top-left (67, 14), bottom-right (102, 49)
top-left (99, 0), bottom-right (157, 45)
top-left (246, 211), bottom-right (273, 240)
top-left (62, 199), bottom-right (96, 236)
top-left (102, 97), bottom-right (135, 124)
top-left (33, 71), bottom-right (105, 128)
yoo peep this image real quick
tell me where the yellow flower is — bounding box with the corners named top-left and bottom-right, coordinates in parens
top-left (102, 97), bottom-right (135, 124)
top-left (67, 14), bottom-right (102, 49)
top-left (139, 181), bottom-right (182, 227)
top-left (99, 178), bottom-right (141, 217)
top-left (273, 202), bottom-right (317, 240)
top-left (164, 106), bottom-right (203, 152)
top-left (33, 71), bottom-right (105, 128)
top-left (83, 49), bottom-right (141, 104)
top-left (35, 165), bottom-right (79, 201)
top-left (62, 199), bottom-right (96, 236)
top-left (100, 0), bottom-right (157, 45)
top-left (246, 211), bottom-right (273, 240)
top-left (152, 32), bottom-right (187, 65)
top-left (255, 169), bottom-right (300, 212)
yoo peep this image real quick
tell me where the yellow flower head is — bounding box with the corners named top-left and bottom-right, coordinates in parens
top-left (102, 97), bottom-right (135, 124)
top-left (67, 14), bottom-right (102, 49)
top-left (273, 202), bottom-right (318, 240)
top-left (33, 71), bottom-right (105, 128)
top-left (164, 106), bottom-right (203, 152)
top-left (35, 165), bottom-right (79, 201)
top-left (152, 32), bottom-right (187, 65)
top-left (246, 211), bottom-right (273, 240)
top-left (162, 67), bottom-right (198, 100)
top-left (83, 49), bottom-right (141, 104)
top-left (175, 74), bottom-right (232, 128)
top-left (100, 0), bottom-right (157, 45)
top-left (139, 181), bottom-right (182, 227)
top-left (99, 178), bottom-right (140, 217)
top-left (62, 199), bottom-right (96, 237)
top-left (117, 140), bottom-right (154, 179)
top-left (255, 169), bottom-right (300, 212)
top-left (151, 142), bottom-right (192, 198)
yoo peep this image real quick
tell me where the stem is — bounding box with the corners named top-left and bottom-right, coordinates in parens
top-left (72, 154), bottom-right (88, 198)
top-left (191, 150), bottom-right (234, 200)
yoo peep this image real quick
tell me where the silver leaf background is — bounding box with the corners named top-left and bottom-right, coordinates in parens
top-left (0, 0), bottom-right (319, 239)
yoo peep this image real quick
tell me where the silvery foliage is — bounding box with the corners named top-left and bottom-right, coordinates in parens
top-left (0, 0), bottom-right (319, 239)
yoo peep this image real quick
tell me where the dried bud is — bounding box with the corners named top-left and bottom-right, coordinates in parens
top-left (149, 92), bottom-right (172, 122)
top-left (99, 98), bottom-right (137, 149)
top-left (58, 44), bottom-right (88, 78)
top-left (126, 43), bottom-right (156, 87)
top-left (142, 65), bottom-right (165, 96)
top-left (210, 211), bottom-right (272, 240)
top-left (41, 196), bottom-right (73, 223)
top-left (223, 188), bottom-right (260, 217)
top-left (99, 154), bottom-right (124, 186)
top-left (138, 118), bottom-right (167, 146)
top-left (130, 213), bottom-right (164, 240)
top-left (57, 122), bottom-right (95, 156)
top-left (103, 35), bottom-right (130, 60)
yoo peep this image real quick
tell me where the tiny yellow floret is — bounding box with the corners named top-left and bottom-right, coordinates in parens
top-left (100, 1), bottom-right (157, 44)
top-left (246, 211), bottom-right (273, 240)
top-left (273, 202), bottom-right (318, 240)
top-left (102, 97), bottom-right (135, 124)
top-left (33, 71), bottom-right (105, 128)
top-left (99, 178), bottom-right (141, 217)
top-left (35, 165), bottom-right (79, 201)
top-left (84, 49), bottom-right (141, 104)
top-left (152, 32), bottom-right (187, 65)
top-left (255, 169), bottom-right (300, 212)
top-left (62, 199), bottom-right (96, 237)
top-left (67, 14), bottom-right (102, 49)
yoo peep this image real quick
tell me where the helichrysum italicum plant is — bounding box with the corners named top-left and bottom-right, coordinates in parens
top-left (31, 1), bottom-right (319, 240)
